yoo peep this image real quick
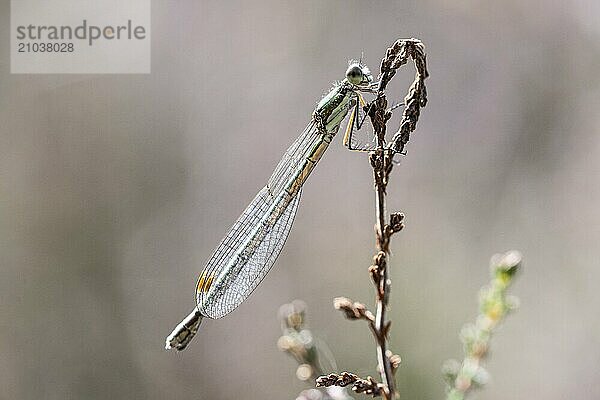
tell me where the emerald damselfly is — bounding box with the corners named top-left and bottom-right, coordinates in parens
top-left (166, 62), bottom-right (378, 351)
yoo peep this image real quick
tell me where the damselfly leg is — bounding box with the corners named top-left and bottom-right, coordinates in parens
top-left (343, 93), bottom-right (369, 152)
top-left (343, 92), bottom-right (405, 152)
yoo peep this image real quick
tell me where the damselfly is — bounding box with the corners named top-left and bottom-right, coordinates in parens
top-left (166, 62), bottom-right (381, 351)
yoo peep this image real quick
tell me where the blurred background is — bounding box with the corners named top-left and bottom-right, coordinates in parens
top-left (1, 1), bottom-right (599, 399)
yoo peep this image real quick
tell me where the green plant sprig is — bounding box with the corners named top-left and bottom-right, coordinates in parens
top-left (443, 251), bottom-right (522, 400)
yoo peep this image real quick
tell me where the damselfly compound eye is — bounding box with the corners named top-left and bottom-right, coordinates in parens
top-left (346, 64), bottom-right (364, 85)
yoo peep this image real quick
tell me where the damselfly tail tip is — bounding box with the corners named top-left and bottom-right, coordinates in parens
top-left (165, 309), bottom-right (203, 351)
top-left (165, 331), bottom-right (186, 351)
top-left (164, 336), bottom-right (177, 351)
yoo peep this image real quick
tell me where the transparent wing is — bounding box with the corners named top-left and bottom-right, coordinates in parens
top-left (268, 120), bottom-right (321, 195)
top-left (195, 120), bottom-right (321, 319)
top-left (348, 128), bottom-right (378, 151)
top-left (199, 188), bottom-right (302, 319)
top-left (197, 186), bottom-right (273, 300)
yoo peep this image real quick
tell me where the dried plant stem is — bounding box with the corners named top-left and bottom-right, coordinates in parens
top-left (318, 38), bottom-right (428, 400)
top-left (373, 177), bottom-right (394, 399)
top-left (369, 142), bottom-right (395, 399)
top-left (366, 38), bottom-right (428, 399)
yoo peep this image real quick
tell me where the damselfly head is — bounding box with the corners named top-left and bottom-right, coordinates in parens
top-left (345, 63), bottom-right (373, 86)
